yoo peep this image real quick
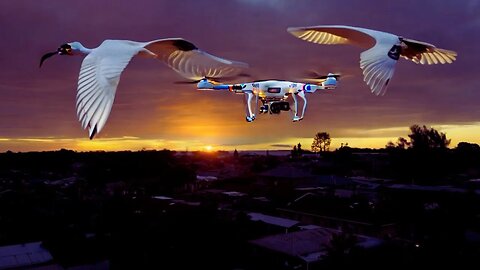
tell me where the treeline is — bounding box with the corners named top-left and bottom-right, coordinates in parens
top-left (303, 124), bottom-right (480, 185)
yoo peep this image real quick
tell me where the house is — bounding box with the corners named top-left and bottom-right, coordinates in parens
top-left (248, 212), bottom-right (300, 234)
top-left (250, 227), bottom-right (382, 270)
top-left (259, 165), bottom-right (314, 200)
top-left (278, 193), bottom-right (396, 237)
top-left (0, 241), bottom-right (57, 270)
top-left (260, 165), bottom-right (314, 182)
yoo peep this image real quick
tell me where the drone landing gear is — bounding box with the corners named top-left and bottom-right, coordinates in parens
top-left (291, 90), bottom-right (307, 122)
top-left (244, 91), bottom-right (257, 122)
top-left (292, 116), bottom-right (303, 122)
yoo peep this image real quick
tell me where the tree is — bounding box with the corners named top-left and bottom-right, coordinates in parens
top-left (291, 145), bottom-right (297, 158)
top-left (291, 143), bottom-right (303, 158)
top-left (386, 137), bottom-right (410, 150)
top-left (323, 230), bottom-right (359, 267)
top-left (387, 125), bottom-right (450, 151)
top-left (408, 124), bottom-right (450, 150)
top-left (456, 142), bottom-right (480, 152)
top-left (312, 132), bottom-right (331, 152)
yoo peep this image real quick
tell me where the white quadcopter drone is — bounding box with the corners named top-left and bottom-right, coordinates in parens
top-left (196, 74), bottom-right (339, 122)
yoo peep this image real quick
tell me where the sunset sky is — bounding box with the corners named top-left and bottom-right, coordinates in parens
top-left (1, 0), bottom-right (479, 152)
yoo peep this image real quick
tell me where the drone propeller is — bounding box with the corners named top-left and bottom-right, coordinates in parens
top-left (174, 73), bottom-right (251, 85)
top-left (317, 73), bottom-right (341, 80)
top-left (304, 70), bottom-right (342, 80)
top-left (174, 79), bottom-right (207, 84)
top-left (299, 70), bottom-right (342, 84)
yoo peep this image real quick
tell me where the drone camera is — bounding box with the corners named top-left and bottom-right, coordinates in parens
top-left (269, 101), bottom-right (290, 114)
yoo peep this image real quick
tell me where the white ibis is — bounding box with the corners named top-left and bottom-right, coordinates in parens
top-left (40, 38), bottom-right (248, 139)
top-left (287, 25), bottom-right (457, 95)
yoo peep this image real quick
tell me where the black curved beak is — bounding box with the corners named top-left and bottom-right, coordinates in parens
top-left (39, 51), bottom-right (58, 68)
top-left (39, 43), bottom-right (72, 68)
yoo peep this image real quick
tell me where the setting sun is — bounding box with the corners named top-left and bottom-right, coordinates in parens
top-left (204, 145), bottom-right (213, 152)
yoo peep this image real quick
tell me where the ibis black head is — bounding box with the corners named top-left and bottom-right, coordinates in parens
top-left (39, 43), bottom-right (73, 68)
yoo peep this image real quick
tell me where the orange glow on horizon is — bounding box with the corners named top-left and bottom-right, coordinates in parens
top-left (1, 123), bottom-right (480, 152)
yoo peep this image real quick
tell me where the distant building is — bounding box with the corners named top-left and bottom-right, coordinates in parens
top-left (250, 227), bottom-right (382, 270)
top-left (0, 242), bottom-right (56, 270)
top-left (384, 183), bottom-right (480, 204)
top-left (185, 174), bottom-right (221, 192)
top-left (66, 260), bottom-right (109, 270)
top-left (295, 175), bottom-right (353, 190)
top-left (223, 191), bottom-right (247, 197)
top-left (260, 165), bottom-right (313, 181)
top-left (44, 177), bottom-right (78, 188)
top-left (386, 184), bottom-right (473, 194)
top-left (259, 165), bottom-right (314, 193)
top-left (196, 175), bottom-right (218, 182)
top-left (248, 212), bottom-right (300, 234)
top-left (278, 193), bottom-right (396, 237)
top-left (384, 183), bottom-right (480, 212)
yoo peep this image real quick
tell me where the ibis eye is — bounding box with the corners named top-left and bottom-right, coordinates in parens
top-left (57, 44), bottom-right (73, 55)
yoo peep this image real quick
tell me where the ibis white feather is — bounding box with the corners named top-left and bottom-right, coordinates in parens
top-left (42, 38), bottom-right (248, 139)
top-left (144, 38), bottom-right (248, 81)
top-left (287, 25), bottom-right (457, 95)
